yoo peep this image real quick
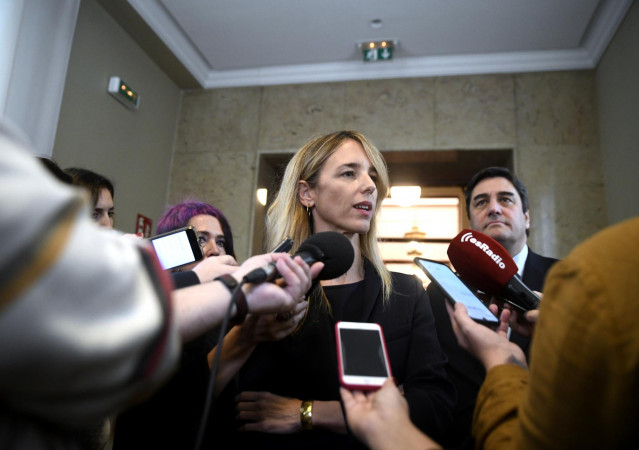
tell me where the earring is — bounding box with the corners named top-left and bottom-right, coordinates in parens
top-left (306, 204), bottom-right (314, 234)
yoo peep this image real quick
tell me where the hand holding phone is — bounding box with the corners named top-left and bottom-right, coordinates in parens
top-left (414, 257), bottom-right (498, 326)
top-left (335, 321), bottom-right (392, 391)
top-left (149, 226), bottom-right (204, 270)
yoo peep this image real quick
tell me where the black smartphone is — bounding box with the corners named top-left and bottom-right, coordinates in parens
top-left (270, 237), bottom-right (294, 253)
top-left (335, 321), bottom-right (392, 391)
top-left (414, 257), bottom-right (499, 326)
top-left (149, 226), bottom-right (204, 270)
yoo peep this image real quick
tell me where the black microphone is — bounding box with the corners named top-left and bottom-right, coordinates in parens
top-left (242, 231), bottom-right (354, 284)
top-left (447, 229), bottom-right (541, 312)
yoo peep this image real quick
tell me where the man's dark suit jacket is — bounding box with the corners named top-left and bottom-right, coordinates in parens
top-left (428, 248), bottom-right (558, 449)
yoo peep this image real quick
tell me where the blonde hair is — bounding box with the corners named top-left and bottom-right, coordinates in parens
top-left (266, 130), bottom-right (392, 302)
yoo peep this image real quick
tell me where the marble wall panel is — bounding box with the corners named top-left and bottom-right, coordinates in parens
top-left (435, 74), bottom-right (516, 148)
top-left (176, 87), bottom-right (261, 154)
top-left (516, 71), bottom-right (599, 146)
top-left (518, 144), bottom-right (606, 258)
top-left (341, 78), bottom-right (436, 151)
top-left (258, 83), bottom-right (348, 150)
top-left (169, 149), bottom-right (256, 258)
top-left (169, 70), bottom-right (605, 260)
top-left (171, 87), bottom-right (263, 257)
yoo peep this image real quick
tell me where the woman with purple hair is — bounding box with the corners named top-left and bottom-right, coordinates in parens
top-left (113, 199), bottom-right (239, 449)
top-left (157, 199), bottom-right (236, 261)
top-left (154, 200), bottom-right (239, 289)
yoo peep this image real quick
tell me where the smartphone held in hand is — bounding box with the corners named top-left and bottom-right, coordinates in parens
top-left (335, 321), bottom-right (392, 391)
top-left (414, 257), bottom-right (499, 326)
top-left (149, 226), bottom-right (204, 270)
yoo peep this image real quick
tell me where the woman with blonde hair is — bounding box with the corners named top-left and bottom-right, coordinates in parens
top-left (213, 131), bottom-right (455, 449)
top-left (266, 130), bottom-right (392, 302)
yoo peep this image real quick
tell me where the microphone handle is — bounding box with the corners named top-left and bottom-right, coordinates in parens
top-left (501, 275), bottom-right (541, 312)
top-left (242, 250), bottom-right (319, 284)
top-left (296, 250), bottom-right (317, 266)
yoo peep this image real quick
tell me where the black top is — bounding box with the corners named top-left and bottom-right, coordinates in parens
top-left (171, 270), bottom-right (200, 289)
top-left (209, 261), bottom-right (456, 449)
top-left (324, 280), bottom-right (365, 320)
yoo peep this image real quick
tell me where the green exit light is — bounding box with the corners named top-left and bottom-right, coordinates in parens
top-left (108, 76), bottom-right (140, 110)
top-left (362, 41), bottom-right (394, 62)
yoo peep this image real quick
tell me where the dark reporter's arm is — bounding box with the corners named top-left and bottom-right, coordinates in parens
top-left (171, 255), bottom-right (240, 289)
top-left (171, 270), bottom-right (200, 289)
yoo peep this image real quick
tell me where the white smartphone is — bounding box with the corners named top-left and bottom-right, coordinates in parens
top-left (414, 257), bottom-right (499, 326)
top-left (149, 226), bottom-right (204, 270)
top-left (335, 321), bottom-right (392, 391)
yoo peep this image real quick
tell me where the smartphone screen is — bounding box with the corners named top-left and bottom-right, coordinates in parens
top-left (335, 322), bottom-right (391, 391)
top-left (414, 257), bottom-right (499, 325)
top-left (150, 226), bottom-right (203, 270)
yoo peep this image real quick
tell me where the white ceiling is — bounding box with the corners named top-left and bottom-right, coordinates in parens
top-left (124, 0), bottom-right (633, 89)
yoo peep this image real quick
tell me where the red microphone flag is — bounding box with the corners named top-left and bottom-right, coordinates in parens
top-left (447, 229), bottom-right (518, 294)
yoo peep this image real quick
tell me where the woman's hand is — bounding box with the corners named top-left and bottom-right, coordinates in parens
top-left (235, 391), bottom-right (302, 433)
top-left (505, 291), bottom-right (542, 338)
top-left (191, 254), bottom-right (238, 282)
top-left (340, 379), bottom-right (442, 450)
top-left (236, 300), bottom-right (308, 345)
top-left (447, 301), bottom-right (527, 371)
top-left (243, 253), bottom-right (323, 316)
top-left (208, 302), bottom-right (308, 395)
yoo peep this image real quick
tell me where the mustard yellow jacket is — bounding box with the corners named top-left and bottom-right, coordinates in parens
top-left (474, 217), bottom-right (639, 449)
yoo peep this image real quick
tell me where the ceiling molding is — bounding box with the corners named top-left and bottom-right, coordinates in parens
top-left (127, 0), bottom-right (633, 90)
top-left (581, 0), bottom-right (634, 63)
top-left (200, 49), bottom-right (595, 89)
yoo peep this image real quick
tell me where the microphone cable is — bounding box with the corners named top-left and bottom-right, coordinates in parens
top-left (193, 239), bottom-right (294, 449)
top-left (192, 278), bottom-right (246, 450)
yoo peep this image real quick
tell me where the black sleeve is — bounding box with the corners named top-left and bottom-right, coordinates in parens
top-left (171, 270), bottom-right (200, 289)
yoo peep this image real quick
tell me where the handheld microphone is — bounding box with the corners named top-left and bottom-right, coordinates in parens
top-left (243, 231), bottom-right (354, 284)
top-left (447, 229), bottom-right (541, 312)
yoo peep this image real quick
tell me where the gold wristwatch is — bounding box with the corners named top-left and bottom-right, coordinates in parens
top-left (300, 400), bottom-right (313, 430)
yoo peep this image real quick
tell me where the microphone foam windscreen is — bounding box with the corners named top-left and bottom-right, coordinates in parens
top-left (299, 231), bottom-right (354, 280)
top-left (447, 229), bottom-right (517, 294)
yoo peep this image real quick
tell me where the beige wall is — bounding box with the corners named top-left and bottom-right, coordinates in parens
top-left (170, 71), bottom-right (605, 260)
top-left (596, 1), bottom-right (639, 226)
top-left (53, 0), bottom-right (181, 234)
top-left (52, 0), bottom-right (633, 260)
